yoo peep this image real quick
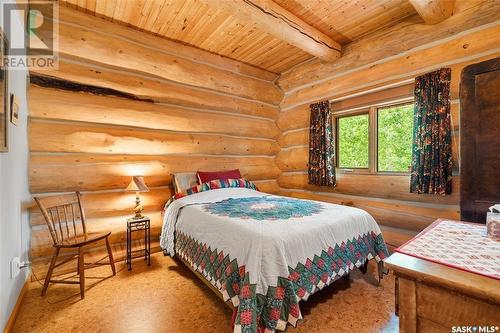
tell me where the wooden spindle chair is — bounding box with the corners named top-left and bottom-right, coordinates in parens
top-left (34, 192), bottom-right (116, 299)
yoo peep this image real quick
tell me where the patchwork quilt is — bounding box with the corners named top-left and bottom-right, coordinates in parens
top-left (160, 185), bottom-right (388, 333)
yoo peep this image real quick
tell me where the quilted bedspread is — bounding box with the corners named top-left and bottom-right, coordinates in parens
top-left (160, 187), bottom-right (388, 332)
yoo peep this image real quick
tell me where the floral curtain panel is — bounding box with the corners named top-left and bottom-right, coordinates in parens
top-left (410, 68), bottom-right (453, 195)
top-left (308, 101), bottom-right (336, 187)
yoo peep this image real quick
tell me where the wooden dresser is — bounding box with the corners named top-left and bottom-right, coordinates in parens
top-left (386, 252), bottom-right (500, 333)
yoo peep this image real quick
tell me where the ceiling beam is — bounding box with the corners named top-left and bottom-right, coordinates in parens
top-left (201, 0), bottom-right (342, 62)
top-left (409, 0), bottom-right (456, 24)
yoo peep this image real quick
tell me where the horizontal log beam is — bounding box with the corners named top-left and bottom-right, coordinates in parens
top-left (276, 146), bottom-right (309, 171)
top-left (30, 61), bottom-right (279, 120)
top-left (330, 84), bottom-right (414, 112)
top-left (278, 129), bottom-right (309, 148)
top-left (29, 154), bottom-right (280, 193)
top-left (29, 86), bottom-right (280, 139)
top-left (379, 226), bottom-right (418, 248)
top-left (201, 0), bottom-right (341, 61)
top-left (30, 121), bottom-right (280, 156)
top-left (30, 74), bottom-right (151, 102)
top-left (409, 0), bottom-right (455, 24)
top-left (253, 179), bottom-right (280, 194)
top-left (277, 104), bottom-right (310, 132)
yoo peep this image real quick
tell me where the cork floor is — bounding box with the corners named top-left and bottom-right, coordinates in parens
top-left (13, 253), bottom-right (398, 333)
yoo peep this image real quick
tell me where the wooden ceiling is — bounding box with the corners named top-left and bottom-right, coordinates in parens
top-left (61, 0), bottom-right (418, 74)
top-left (273, 0), bottom-right (416, 45)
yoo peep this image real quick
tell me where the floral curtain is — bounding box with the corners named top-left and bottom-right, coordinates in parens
top-left (308, 101), bottom-right (336, 187)
top-left (410, 68), bottom-right (453, 195)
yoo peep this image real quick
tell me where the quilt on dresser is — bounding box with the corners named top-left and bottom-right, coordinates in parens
top-left (396, 219), bottom-right (500, 280)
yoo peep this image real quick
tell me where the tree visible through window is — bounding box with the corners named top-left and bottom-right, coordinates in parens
top-left (337, 114), bottom-right (369, 168)
top-left (335, 102), bottom-right (414, 173)
top-left (377, 104), bottom-right (414, 172)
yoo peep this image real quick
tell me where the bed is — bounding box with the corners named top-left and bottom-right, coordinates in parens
top-left (160, 178), bottom-right (388, 333)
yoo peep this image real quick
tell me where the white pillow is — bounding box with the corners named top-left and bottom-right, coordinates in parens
top-left (172, 172), bottom-right (198, 193)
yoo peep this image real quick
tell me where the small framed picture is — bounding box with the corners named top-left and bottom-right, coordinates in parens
top-left (10, 93), bottom-right (19, 126)
top-left (0, 31), bottom-right (8, 152)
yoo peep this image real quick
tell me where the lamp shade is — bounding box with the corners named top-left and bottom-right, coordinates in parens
top-left (126, 176), bottom-right (149, 192)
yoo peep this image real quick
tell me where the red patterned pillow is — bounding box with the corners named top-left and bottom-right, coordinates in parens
top-left (197, 169), bottom-right (242, 183)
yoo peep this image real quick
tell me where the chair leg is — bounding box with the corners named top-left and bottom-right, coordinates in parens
top-left (41, 247), bottom-right (60, 296)
top-left (105, 236), bottom-right (116, 276)
top-left (78, 246), bottom-right (85, 299)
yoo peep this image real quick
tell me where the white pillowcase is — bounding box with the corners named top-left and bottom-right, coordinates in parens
top-left (172, 172), bottom-right (198, 193)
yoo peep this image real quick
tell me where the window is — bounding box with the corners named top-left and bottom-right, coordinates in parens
top-left (377, 103), bottom-right (414, 172)
top-left (335, 101), bottom-right (414, 173)
top-left (337, 114), bottom-right (369, 168)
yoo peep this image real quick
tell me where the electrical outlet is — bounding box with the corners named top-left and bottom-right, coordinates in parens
top-left (11, 257), bottom-right (21, 279)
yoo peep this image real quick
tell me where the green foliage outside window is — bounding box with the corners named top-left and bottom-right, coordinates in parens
top-left (336, 103), bottom-right (414, 172)
top-left (337, 114), bottom-right (369, 168)
top-left (377, 104), bottom-right (414, 172)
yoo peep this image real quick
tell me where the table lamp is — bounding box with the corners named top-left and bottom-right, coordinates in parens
top-left (126, 176), bottom-right (149, 219)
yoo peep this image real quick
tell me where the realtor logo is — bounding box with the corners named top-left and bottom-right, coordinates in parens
top-left (2, 0), bottom-right (58, 69)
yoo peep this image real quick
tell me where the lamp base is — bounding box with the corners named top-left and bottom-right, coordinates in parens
top-left (133, 193), bottom-right (144, 219)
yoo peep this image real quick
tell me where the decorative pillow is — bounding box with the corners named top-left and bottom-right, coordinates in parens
top-left (197, 169), bottom-right (242, 184)
top-left (172, 172), bottom-right (198, 193)
top-left (174, 178), bottom-right (258, 200)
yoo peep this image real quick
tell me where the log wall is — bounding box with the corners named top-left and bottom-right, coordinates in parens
top-left (28, 7), bottom-right (282, 276)
top-left (275, 1), bottom-right (500, 247)
top-left (28, 1), bottom-right (500, 276)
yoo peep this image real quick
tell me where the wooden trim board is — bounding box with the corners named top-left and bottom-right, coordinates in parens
top-left (3, 277), bottom-right (30, 333)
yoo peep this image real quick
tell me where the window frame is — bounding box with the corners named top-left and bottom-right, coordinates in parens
top-left (335, 109), bottom-right (371, 173)
top-left (333, 98), bottom-right (414, 175)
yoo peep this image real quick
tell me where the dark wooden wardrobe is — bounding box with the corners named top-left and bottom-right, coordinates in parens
top-left (460, 57), bottom-right (500, 223)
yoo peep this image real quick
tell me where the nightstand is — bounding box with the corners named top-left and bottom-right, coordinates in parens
top-left (126, 216), bottom-right (151, 271)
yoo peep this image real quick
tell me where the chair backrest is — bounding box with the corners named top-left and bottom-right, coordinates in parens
top-left (34, 192), bottom-right (87, 245)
